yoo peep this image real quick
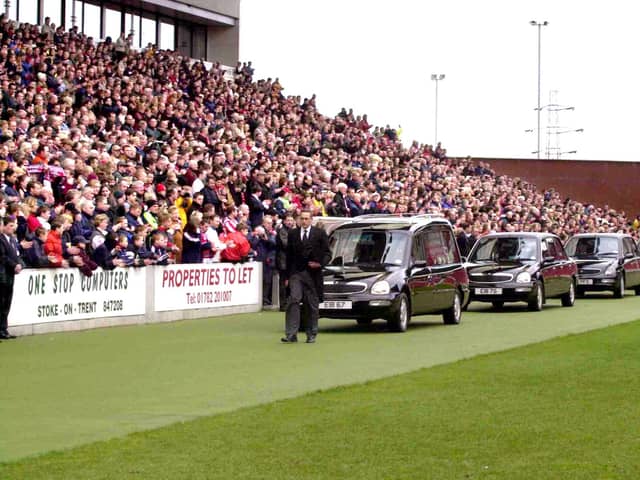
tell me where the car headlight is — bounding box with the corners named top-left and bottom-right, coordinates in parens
top-left (371, 280), bottom-right (390, 295)
top-left (515, 272), bottom-right (532, 283)
top-left (604, 263), bottom-right (618, 276)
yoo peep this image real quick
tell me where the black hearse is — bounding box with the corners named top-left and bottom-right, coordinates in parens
top-left (316, 215), bottom-right (469, 332)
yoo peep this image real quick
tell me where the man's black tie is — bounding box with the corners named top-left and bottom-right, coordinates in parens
top-left (303, 229), bottom-right (308, 242)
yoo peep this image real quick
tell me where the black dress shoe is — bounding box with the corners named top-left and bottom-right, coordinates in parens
top-left (0, 332), bottom-right (16, 340)
top-left (281, 335), bottom-right (298, 343)
top-left (306, 335), bottom-right (316, 344)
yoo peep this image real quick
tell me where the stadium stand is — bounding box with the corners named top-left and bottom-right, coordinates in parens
top-left (0, 12), bottom-right (636, 299)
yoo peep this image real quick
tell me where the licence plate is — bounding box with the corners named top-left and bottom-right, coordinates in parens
top-left (319, 301), bottom-right (352, 310)
top-left (475, 288), bottom-right (503, 295)
top-left (577, 279), bottom-right (593, 285)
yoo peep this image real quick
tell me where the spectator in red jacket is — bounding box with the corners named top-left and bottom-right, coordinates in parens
top-left (221, 222), bottom-right (251, 262)
top-left (43, 218), bottom-right (69, 268)
top-left (27, 205), bottom-right (52, 234)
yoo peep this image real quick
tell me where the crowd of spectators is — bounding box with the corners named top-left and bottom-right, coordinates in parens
top-left (0, 14), bottom-right (637, 305)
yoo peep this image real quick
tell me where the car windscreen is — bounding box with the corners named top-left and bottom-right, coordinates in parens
top-left (328, 229), bottom-right (408, 267)
top-left (565, 236), bottom-right (619, 258)
top-left (469, 237), bottom-right (538, 262)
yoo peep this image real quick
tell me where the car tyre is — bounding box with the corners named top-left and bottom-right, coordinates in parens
top-left (491, 301), bottom-right (504, 310)
top-left (443, 291), bottom-right (462, 325)
top-left (388, 293), bottom-right (409, 332)
top-left (613, 273), bottom-right (625, 299)
top-left (527, 281), bottom-right (544, 311)
top-left (561, 279), bottom-right (576, 307)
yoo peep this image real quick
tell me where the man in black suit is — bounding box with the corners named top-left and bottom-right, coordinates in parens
top-left (282, 209), bottom-right (331, 343)
top-left (247, 187), bottom-right (266, 230)
top-left (275, 214), bottom-right (295, 311)
top-left (0, 216), bottom-right (25, 340)
top-left (456, 223), bottom-right (477, 258)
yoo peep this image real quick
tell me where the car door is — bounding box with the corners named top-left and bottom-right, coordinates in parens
top-left (552, 237), bottom-right (574, 294)
top-left (622, 237), bottom-right (640, 287)
top-left (407, 230), bottom-right (437, 314)
top-left (540, 237), bottom-right (560, 297)
top-left (427, 226), bottom-right (461, 310)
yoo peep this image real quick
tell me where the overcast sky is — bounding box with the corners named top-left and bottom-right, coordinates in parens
top-left (238, 0), bottom-right (640, 162)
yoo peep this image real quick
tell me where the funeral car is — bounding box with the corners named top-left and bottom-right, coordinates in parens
top-left (465, 232), bottom-right (577, 311)
top-left (317, 214), bottom-right (469, 332)
top-left (564, 233), bottom-right (640, 297)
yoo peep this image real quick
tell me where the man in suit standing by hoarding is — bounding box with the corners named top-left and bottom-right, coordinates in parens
top-left (282, 209), bottom-right (331, 344)
top-left (0, 216), bottom-right (25, 340)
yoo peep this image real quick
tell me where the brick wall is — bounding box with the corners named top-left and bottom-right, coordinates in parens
top-left (473, 158), bottom-right (640, 217)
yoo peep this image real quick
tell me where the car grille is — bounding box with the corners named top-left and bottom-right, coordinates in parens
top-left (579, 268), bottom-right (600, 275)
top-left (324, 282), bottom-right (368, 295)
top-left (469, 273), bottom-right (514, 284)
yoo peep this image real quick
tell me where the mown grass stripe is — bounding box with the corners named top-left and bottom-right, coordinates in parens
top-left (2, 320), bottom-right (639, 479)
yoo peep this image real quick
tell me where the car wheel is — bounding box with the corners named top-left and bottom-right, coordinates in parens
top-left (561, 279), bottom-right (576, 307)
top-left (527, 281), bottom-right (544, 311)
top-left (356, 318), bottom-right (372, 326)
top-left (443, 291), bottom-right (462, 325)
top-left (491, 301), bottom-right (504, 310)
top-left (613, 273), bottom-right (625, 299)
top-left (388, 293), bottom-right (409, 332)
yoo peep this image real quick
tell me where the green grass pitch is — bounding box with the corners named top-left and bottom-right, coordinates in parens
top-left (1, 294), bottom-right (639, 478)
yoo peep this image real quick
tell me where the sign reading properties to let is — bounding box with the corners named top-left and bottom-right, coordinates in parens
top-left (154, 263), bottom-right (261, 312)
top-left (8, 268), bottom-right (146, 326)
